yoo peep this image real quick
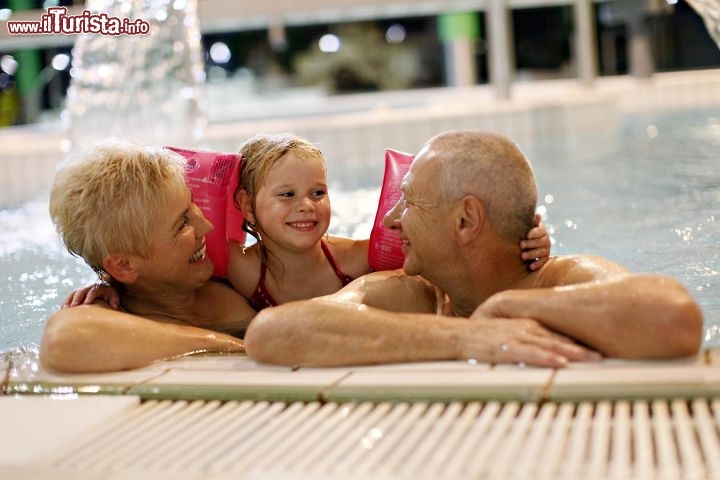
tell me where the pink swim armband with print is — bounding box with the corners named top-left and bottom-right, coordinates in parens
top-left (368, 148), bottom-right (414, 271)
top-left (165, 147), bottom-right (246, 278)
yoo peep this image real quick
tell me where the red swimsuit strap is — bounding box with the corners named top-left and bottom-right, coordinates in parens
top-left (250, 241), bottom-right (355, 311)
top-left (250, 262), bottom-right (279, 309)
top-left (320, 240), bottom-right (355, 286)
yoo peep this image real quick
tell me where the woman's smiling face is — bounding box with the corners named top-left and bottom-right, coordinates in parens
top-left (135, 183), bottom-right (215, 289)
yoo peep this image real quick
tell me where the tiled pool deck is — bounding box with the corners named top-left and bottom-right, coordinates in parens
top-left (3, 350), bottom-right (719, 403)
top-left (4, 352), bottom-right (720, 479)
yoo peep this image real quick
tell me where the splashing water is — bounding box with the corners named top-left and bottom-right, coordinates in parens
top-left (63, 0), bottom-right (206, 155)
top-left (686, 0), bottom-right (720, 48)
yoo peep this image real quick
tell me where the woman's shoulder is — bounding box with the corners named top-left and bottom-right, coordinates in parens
top-left (325, 236), bottom-right (371, 277)
top-left (200, 279), bottom-right (256, 333)
top-left (200, 278), bottom-right (245, 301)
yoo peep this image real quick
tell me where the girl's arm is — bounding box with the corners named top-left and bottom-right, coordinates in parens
top-left (62, 281), bottom-right (121, 309)
top-left (226, 240), bottom-right (262, 300)
top-left (521, 214), bottom-right (551, 271)
top-left (326, 235), bottom-right (372, 277)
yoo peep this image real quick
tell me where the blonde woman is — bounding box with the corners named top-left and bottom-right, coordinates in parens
top-left (44, 139), bottom-right (254, 372)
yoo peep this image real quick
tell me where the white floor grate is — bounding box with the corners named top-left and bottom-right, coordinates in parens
top-left (11, 397), bottom-right (720, 479)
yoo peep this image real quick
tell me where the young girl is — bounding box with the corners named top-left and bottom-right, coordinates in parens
top-left (227, 133), bottom-right (370, 309)
top-left (64, 133), bottom-right (551, 310)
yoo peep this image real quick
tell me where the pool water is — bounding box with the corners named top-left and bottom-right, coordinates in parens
top-left (1, 106), bottom-right (718, 353)
top-left (529, 107), bottom-right (719, 345)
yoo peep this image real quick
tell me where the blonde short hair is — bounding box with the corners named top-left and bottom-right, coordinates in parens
top-left (49, 138), bottom-right (187, 278)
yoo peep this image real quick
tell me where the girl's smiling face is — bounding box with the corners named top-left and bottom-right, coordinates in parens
top-left (252, 151), bottom-right (331, 252)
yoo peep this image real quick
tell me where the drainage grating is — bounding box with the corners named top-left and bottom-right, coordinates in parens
top-left (18, 397), bottom-right (720, 479)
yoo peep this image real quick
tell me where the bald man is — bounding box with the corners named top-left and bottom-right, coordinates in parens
top-left (243, 130), bottom-right (703, 367)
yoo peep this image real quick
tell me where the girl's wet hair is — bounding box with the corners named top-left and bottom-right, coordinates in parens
top-left (234, 132), bottom-right (326, 263)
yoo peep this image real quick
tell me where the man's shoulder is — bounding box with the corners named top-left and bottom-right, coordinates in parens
top-left (538, 255), bottom-right (630, 286)
top-left (337, 270), bottom-right (439, 313)
top-left (354, 270), bottom-right (434, 290)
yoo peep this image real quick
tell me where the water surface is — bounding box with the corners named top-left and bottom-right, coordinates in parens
top-left (1, 107), bottom-right (718, 352)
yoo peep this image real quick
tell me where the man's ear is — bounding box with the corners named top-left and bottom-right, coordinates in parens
top-left (456, 195), bottom-right (485, 245)
top-left (102, 253), bottom-right (139, 284)
top-left (239, 189), bottom-right (255, 223)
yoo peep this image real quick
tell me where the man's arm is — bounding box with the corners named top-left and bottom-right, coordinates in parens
top-left (244, 270), bottom-right (601, 367)
top-left (40, 303), bottom-right (244, 373)
top-left (476, 255), bottom-right (704, 359)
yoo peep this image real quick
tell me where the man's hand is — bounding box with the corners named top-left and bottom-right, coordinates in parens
top-left (463, 311), bottom-right (602, 367)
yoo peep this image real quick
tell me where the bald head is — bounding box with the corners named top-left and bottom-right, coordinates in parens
top-left (424, 130), bottom-right (538, 242)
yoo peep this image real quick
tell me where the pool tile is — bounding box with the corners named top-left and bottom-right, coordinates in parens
top-left (298, 360), bottom-right (492, 374)
top-left (561, 353), bottom-right (706, 370)
top-left (4, 353), bottom-right (291, 396)
top-left (151, 352), bottom-right (292, 372)
top-left (6, 366), bottom-right (167, 395)
top-left (325, 368), bottom-right (553, 403)
top-left (549, 364), bottom-right (720, 401)
top-left (128, 369), bottom-right (350, 402)
top-left (0, 354), bottom-right (9, 387)
top-left (705, 348), bottom-right (720, 366)
top-left (598, 353), bottom-right (705, 367)
top-left (4, 345), bottom-right (184, 395)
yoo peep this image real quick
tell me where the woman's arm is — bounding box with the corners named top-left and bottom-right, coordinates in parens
top-left (40, 303), bottom-right (244, 373)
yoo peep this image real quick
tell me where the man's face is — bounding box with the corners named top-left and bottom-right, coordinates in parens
top-left (383, 143), bottom-right (454, 278)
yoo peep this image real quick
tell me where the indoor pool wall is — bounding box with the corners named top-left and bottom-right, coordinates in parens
top-left (1, 70), bottom-right (719, 352)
